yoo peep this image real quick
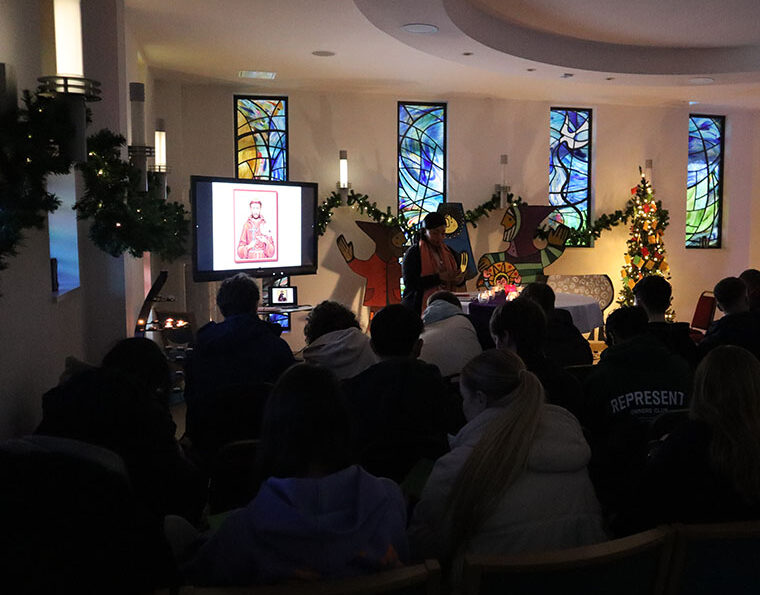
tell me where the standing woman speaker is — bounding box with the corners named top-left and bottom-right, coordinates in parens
top-left (402, 212), bottom-right (465, 314)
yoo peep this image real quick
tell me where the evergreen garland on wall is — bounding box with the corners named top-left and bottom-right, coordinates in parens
top-left (76, 129), bottom-right (188, 260)
top-left (0, 92), bottom-right (73, 270)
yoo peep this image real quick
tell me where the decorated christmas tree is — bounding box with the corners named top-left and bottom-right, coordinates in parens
top-left (618, 168), bottom-right (672, 311)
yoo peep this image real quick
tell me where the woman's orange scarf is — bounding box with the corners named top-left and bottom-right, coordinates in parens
top-left (419, 240), bottom-right (459, 310)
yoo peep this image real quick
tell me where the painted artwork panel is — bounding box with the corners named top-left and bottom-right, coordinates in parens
top-left (549, 108), bottom-right (592, 246)
top-left (686, 115), bottom-right (724, 248)
top-left (236, 96), bottom-right (288, 181)
top-left (398, 102), bottom-right (446, 226)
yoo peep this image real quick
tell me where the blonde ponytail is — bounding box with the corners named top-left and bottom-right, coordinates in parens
top-left (447, 350), bottom-right (545, 555)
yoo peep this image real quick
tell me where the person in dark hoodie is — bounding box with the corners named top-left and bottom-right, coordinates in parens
top-left (182, 364), bottom-right (408, 585)
top-left (184, 273), bottom-right (295, 450)
top-left (520, 282), bottom-right (593, 367)
top-left (632, 275), bottom-right (697, 368)
top-left (698, 276), bottom-right (760, 360)
top-left (343, 304), bottom-right (451, 483)
top-left (582, 306), bottom-right (692, 531)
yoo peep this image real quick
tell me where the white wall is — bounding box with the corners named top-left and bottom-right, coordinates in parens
top-left (153, 81), bottom-right (760, 351)
top-left (0, 0), bottom-right (148, 439)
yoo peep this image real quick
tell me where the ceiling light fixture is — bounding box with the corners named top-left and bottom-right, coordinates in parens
top-left (402, 23), bottom-right (439, 34)
top-left (560, 73), bottom-right (574, 78)
top-left (688, 77), bottom-right (714, 85)
top-left (312, 50), bottom-right (336, 57)
top-left (526, 68), bottom-right (536, 72)
top-left (238, 70), bottom-right (277, 79)
top-left (462, 52), bottom-right (473, 56)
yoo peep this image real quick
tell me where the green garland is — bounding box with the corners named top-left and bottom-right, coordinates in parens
top-left (0, 91), bottom-right (74, 271)
top-left (316, 189), bottom-right (521, 238)
top-left (76, 129), bottom-right (189, 260)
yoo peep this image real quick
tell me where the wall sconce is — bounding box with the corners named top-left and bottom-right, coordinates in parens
top-left (495, 154), bottom-right (510, 208)
top-left (150, 118), bottom-right (169, 198)
top-left (645, 158), bottom-right (653, 184)
top-left (337, 149), bottom-right (349, 197)
top-left (37, 0), bottom-right (101, 163)
top-left (128, 82), bottom-right (153, 192)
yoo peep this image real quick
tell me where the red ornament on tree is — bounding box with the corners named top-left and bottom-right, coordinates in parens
top-left (641, 247), bottom-right (650, 257)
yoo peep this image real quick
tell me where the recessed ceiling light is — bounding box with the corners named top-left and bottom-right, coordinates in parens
top-left (402, 23), bottom-right (439, 34)
top-left (526, 68), bottom-right (536, 72)
top-left (560, 73), bottom-right (574, 78)
top-left (312, 50), bottom-right (336, 57)
top-left (238, 70), bottom-right (276, 80)
top-left (462, 52), bottom-right (473, 56)
top-left (689, 77), bottom-right (714, 85)
top-left (689, 100), bottom-right (700, 105)
top-left (606, 76), bottom-right (615, 81)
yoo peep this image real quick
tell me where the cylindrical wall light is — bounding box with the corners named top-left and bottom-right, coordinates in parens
top-left (339, 149), bottom-right (349, 189)
top-left (154, 119), bottom-right (167, 171)
top-left (54, 0), bottom-right (83, 77)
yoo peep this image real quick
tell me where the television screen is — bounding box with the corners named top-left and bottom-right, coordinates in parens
top-left (191, 176), bottom-right (318, 281)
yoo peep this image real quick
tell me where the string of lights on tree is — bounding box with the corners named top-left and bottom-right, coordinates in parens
top-left (0, 91), bottom-right (73, 272)
top-left (618, 168), bottom-right (672, 313)
top-left (76, 129), bottom-right (188, 260)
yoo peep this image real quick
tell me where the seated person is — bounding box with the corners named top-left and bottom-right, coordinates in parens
top-left (521, 282), bottom-right (593, 367)
top-left (184, 273), bottom-right (295, 451)
top-left (698, 276), bottom-right (760, 360)
top-left (632, 275), bottom-right (697, 368)
top-left (419, 290), bottom-right (482, 378)
top-left (409, 350), bottom-right (605, 574)
top-left (489, 297), bottom-right (584, 419)
top-left (343, 304), bottom-right (451, 483)
top-left (301, 300), bottom-right (377, 379)
top-left (37, 338), bottom-right (207, 526)
top-left (182, 364), bottom-right (408, 586)
top-left (740, 268), bottom-right (760, 312)
top-left (638, 346), bottom-right (760, 527)
top-left (582, 306), bottom-right (692, 529)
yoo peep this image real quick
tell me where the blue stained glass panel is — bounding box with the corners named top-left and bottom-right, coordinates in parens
top-left (236, 96), bottom-right (288, 181)
top-left (686, 115), bottom-right (724, 248)
top-left (549, 108), bottom-right (592, 246)
top-left (398, 103), bottom-right (446, 226)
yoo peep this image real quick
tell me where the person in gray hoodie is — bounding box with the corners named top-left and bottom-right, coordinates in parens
top-left (302, 301), bottom-right (377, 379)
top-left (419, 291), bottom-right (482, 378)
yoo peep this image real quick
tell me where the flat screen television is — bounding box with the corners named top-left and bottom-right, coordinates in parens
top-left (191, 175), bottom-right (318, 281)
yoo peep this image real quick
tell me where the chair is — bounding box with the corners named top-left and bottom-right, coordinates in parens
top-left (689, 291), bottom-right (716, 343)
top-left (546, 274), bottom-right (615, 339)
top-left (166, 560), bottom-right (441, 595)
top-left (463, 527), bottom-right (673, 595)
top-left (0, 435), bottom-right (174, 594)
top-left (208, 439), bottom-right (261, 514)
top-left (665, 521), bottom-right (760, 595)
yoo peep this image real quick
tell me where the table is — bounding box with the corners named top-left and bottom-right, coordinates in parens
top-left (458, 292), bottom-right (604, 334)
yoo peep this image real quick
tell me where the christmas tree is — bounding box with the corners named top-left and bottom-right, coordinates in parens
top-left (618, 168), bottom-right (671, 311)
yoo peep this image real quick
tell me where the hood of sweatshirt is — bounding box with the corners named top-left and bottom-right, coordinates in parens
top-left (302, 327), bottom-right (378, 379)
top-left (450, 404), bottom-right (590, 474)
top-left (422, 300), bottom-right (465, 325)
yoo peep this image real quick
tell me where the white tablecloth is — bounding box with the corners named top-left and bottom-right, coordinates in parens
top-left (459, 291), bottom-right (604, 334)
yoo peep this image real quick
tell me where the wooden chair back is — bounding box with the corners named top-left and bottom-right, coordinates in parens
top-left (164, 560), bottom-right (441, 595)
top-left (463, 527), bottom-right (673, 595)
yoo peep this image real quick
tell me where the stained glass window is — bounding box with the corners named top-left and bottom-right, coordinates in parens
top-left (686, 115), bottom-right (724, 248)
top-left (235, 96), bottom-right (287, 180)
top-left (398, 102), bottom-right (446, 226)
top-left (549, 108), bottom-right (592, 246)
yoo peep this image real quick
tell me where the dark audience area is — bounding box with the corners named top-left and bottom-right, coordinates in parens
top-left (6, 272), bottom-right (760, 593)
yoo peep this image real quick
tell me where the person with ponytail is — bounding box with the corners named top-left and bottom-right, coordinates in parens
top-left (408, 349), bottom-right (605, 571)
top-left (640, 345), bottom-right (760, 525)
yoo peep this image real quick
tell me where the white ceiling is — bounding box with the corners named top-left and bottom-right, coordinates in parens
top-left (125, 0), bottom-right (760, 108)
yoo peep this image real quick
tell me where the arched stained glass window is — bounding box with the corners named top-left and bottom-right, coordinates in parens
top-left (549, 108), bottom-right (592, 246)
top-left (687, 115), bottom-right (724, 248)
top-left (235, 96), bottom-right (288, 181)
top-left (398, 102), bottom-right (446, 226)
